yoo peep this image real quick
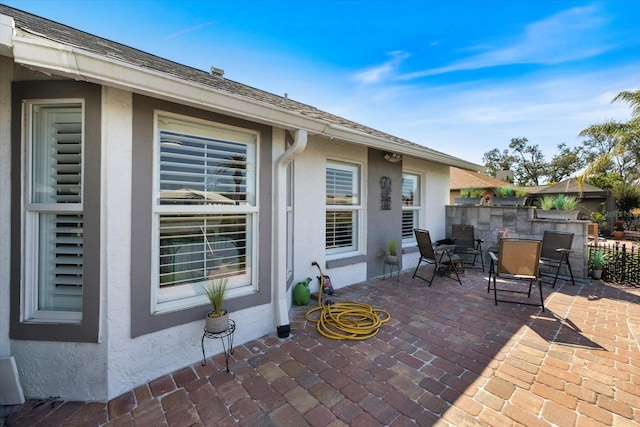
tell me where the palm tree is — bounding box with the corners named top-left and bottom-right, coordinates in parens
top-left (578, 89), bottom-right (640, 223)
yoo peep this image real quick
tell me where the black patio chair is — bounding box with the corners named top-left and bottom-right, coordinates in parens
top-left (412, 229), bottom-right (462, 286)
top-left (488, 238), bottom-right (544, 311)
top-left (539, 230), bottom-right (575, 287)
top-left (451, 224), bottom-right (484, 272)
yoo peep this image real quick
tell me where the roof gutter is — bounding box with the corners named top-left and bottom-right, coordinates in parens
top-left (3, 23), bottom-right (482, 171)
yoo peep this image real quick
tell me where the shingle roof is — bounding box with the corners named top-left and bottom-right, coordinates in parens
top-left (450, 167), bottom-right (511, 190)
top-left (531, 178), bottom-right (606, 195)
top-left (0, 4), bottom-right (479, 169)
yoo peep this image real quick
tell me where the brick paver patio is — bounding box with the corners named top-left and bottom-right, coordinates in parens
top-left (3, 267), bottom-right (640, 426)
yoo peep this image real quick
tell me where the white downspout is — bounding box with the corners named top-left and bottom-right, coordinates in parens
top-left (273, 129), bottom-right (307, 337)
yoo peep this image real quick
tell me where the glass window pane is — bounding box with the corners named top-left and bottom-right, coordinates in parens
top-left (31, 104), bottom-right (82, 204)
top-left (159, 214), bottom-right (251, 289)
top-left (326, 163), bottom-right (359, 205)
top-left (159, 129), bottom-right (256, 206)
top-left (326, 210), bottom-right (357, 253)
top-left (402, 210), bottom-right (418, 239)
top-left (402, 174), bottom-right (419, 207)
top-left (37, 212), bottom-right (84, 312)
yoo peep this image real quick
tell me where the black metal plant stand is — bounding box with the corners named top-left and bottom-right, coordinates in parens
top-left (201, 319), bottom-right (235, 372)
top-left (384, 259), bottom-right (400, 281)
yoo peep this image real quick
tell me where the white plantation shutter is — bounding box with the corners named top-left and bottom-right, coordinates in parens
top-left (158, 214), bottom-right (250, 290)
top-left (28, 104), bottom-right (84, 314)
top-left (326, 161), bottom-right (361, 255)
top-left (402, 173), bottom-right (421, 243)
top-left (154, 115), bottom-right (258, 310)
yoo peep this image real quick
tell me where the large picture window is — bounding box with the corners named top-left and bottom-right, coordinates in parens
top-left (326, 160), bottom-right (361, 256)
top-left (154, 113), bottom-right (258, 313)
top-left (24, 101), bottom-right (84, 323)
top-left (402, 172), bottom-right (421, 245)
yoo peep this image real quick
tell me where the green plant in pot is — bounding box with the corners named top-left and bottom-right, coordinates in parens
top-left (455, 188), bottom-right (483, 205)
top-left (590, 250), bottom-right (605, 280)
top-left (202, 277), bottom-right (229, 333)
top-left (536, 194), bottom-right (581, 220)
top-left (386, 238), bottom-right (398, 263)
top-left (493, 186), bottom-right (528, 206)
top-left (496, 186), bottom-right (514, 197)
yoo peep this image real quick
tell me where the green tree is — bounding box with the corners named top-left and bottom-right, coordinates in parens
top-left (482, 148), bottom-right (514, 180)
top-left (508, 137), bottom-right (547, 186)
top-left (547, 143), bottom-right (585, 183)
top-left (579, 89), bottom-right (640, 214)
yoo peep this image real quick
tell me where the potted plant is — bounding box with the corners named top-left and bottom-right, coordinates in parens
top-left (492, 186), bottom-right (528, 206)
top-left (386, 238), bottom-right (398, 263)
top-left (454, 188), bottom-right (483, 205)
top-left (202, 277), bottom-right (229, 333)
top-left (613, 219), bottom-right (625, 240)
top-left (590, 249), bottom-right (605, 280)
top-left (535, 194), bottom-right (580, 220)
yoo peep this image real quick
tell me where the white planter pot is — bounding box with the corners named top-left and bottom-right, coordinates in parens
top-left (205, 311), bottom-right (229, 333)
top-left (536, 209), bottom-right (579, 220)
top-left (454, 197), bottom-right (482, 206)
top-left (492, 197), bottom-right (528, 206)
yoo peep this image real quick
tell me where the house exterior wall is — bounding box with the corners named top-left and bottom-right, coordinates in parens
top-left (401, 157), bottom-right (450, 271)
top-left (291, 136), bottom-right (369, 294)
top-left (366, 149), bottom-right (403, 278)
top-left (0, 56), bottom-right (12, 359)
top-left (1, 63), bottom-right (454, 402)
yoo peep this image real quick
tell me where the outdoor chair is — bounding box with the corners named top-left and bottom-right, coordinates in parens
top-left (488, 239), bottom-right (545, 311)
top-left (451, 224), bottom-right (484, 272)
top-left (412, 229), bottom-right (462, 286)
top-left (539, 230), bottom-right (575, 287)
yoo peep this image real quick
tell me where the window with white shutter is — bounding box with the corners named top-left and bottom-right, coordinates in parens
top-left (154, 113), bottom-right (258, 313)
top-left (326, 161), bottom-right (361, 256)
top-left (25, 102), bottom-right (84, 322)
top-left (402, 173), bottom-right (421, 246)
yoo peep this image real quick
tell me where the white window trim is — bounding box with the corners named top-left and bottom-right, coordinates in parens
top-left (325, 159), bottom-right (365, 260)
top-left (151, 111), bottom-right (260, 314)
top-left (22, 99), bottom-right (85, 324)
top-left (402, 171), bottom-right (422, 247)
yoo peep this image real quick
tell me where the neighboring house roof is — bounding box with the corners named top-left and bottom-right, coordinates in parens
top-left (0, 4), bottom-right (482, 171)
top-left (450, 167), bottom-right (510, 191)
top-left (531, 178), bottom-right (606, 195)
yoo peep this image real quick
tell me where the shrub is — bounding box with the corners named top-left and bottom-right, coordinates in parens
top-left (539, 194), bottom-right (580, 210)
top-left (591, 250), bottom-right (606, 269)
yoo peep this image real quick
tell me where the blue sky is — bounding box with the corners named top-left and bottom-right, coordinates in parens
top-left (4, 0), bottom-right (640, 165)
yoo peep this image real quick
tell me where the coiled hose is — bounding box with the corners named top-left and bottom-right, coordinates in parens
top-left (305, 262), bottom-right (391, 340)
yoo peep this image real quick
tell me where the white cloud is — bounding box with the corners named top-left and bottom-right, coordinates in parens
top-left (399, 5), bottom-right (612, 80)
top-left (352, 51), bottom-right (410, 84)
top-left (326, 64), bottom-right (640, 164)
top-left (164, 22), bottom-right (213, 40)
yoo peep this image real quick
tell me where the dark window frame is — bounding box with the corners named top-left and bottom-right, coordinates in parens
top-left (130, 95), bottom-right (273, 338)
top-left (10, 80), bottom-right (102, 343)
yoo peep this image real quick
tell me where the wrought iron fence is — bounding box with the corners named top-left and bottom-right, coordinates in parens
top-left (588, 242), bottom-right (640, 287)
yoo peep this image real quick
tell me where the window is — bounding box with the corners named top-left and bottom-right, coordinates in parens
top-left (402, 173), bottom-right (421, 245)
top-left (24, 101), bottom-right (84, 323)
top-left (326, 160), bottom-right (361, 256)
top-left (154, 113), bottom-right (258, 313)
